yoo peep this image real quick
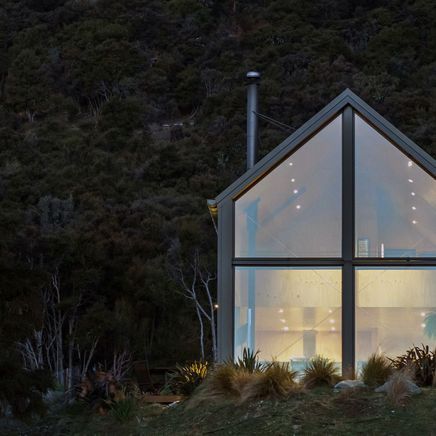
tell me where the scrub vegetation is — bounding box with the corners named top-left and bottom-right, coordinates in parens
top-left (361, 353), bottom-right (393, 387)
top-left (302, 355), bottom-right (341, 388)
top-left (1, 0), bottom-right (436, 426)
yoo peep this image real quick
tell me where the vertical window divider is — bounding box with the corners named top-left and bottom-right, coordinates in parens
top-left (342, 106), bottom-right (355, 374)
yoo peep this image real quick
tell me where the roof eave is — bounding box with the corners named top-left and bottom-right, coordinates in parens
top-left (214, 89), bottom-right (436, 205)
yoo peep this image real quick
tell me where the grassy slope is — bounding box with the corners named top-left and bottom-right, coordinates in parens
top-left (145, 388), bottom-right (436, 435)
top-left (12, 388), bottom-right (436, 435)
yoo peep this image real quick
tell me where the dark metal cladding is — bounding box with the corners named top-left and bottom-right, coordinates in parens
top-left (246, 71), bottom-right (260, 170)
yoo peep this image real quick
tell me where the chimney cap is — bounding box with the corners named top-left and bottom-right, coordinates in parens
top-left (246, 71), bottom-right (261, 80)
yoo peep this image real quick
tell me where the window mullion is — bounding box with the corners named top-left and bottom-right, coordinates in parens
top-left (342, 106), bottom-right (355, 374)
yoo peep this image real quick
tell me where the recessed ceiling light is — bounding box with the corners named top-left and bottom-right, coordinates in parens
top-left (411, 192), bottom-right (416, 196)
top-left (293, 189), bottom-right (298, 194)
top-left (408, 179), bottom-right (414, 183)
top-left (329, 319), bottom-right (335, 324)
top-left (408, 161), bottom-right (413, 167)
top-left (296, 205), bottom-right (301, 210)
top-left (283, 326), bottom-right (289, 331)
top-left (288, 162), bottom-right (293, 166)
top-left (412, 220), bottom-right (417, 224)
top-left (278, 308), bottom-right (284, 314)
top-left (412, 206), bottom-right (417, 210)
top-left (291, 178), bottom-right (295, 183)
top-left (421, 323), bottom-right (426, 328)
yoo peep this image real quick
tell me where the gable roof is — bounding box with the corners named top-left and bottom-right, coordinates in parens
top-left (214, 89), bottom-right (436, 205)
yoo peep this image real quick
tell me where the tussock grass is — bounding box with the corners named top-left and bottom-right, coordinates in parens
top-left (386, 368), bottom-right (415, 407)
top-left (361, 353), bottom-right (393, 387)
top-left (302, 356), bottom-right (341, 388)
top-left (239, 362), bottom-right (299, 403)
top-left (187, 360), bottom-right (299, 407)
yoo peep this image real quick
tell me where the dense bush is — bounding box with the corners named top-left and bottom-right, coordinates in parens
top-left (0, 356), bottom-right (54, 419)
top-left (1, 0), bottom-right (436, 417)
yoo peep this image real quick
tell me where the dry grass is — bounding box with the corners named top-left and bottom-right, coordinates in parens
top-left (238, 362), bottom-right (299, 403)
top-left (332, 388), bottom-right (371, 418)
top-left (302, 356), bottom-right (341, 389)
top-left (361, 353), bottom-right (393, 387)
top-left (386, 368), bottom-right (415, 407)
top-left (186, 363), bottom-right (238, 408)
top-left (187, 361), bottom-right (299, 407)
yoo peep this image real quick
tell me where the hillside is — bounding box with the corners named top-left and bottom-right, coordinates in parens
top-left (5, 387), bottom-right (436, 435)
top-left (1, 0), bottom-right (436, 415)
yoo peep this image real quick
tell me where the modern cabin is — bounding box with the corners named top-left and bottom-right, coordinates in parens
top-left (212, 89), bottom-right (436, 373)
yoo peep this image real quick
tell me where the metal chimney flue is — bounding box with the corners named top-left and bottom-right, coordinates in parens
top-left (246, 71), bottom-right (260, 170)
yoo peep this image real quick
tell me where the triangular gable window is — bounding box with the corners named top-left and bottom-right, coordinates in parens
top-left (235, 115), bottom-right (342, 258)
top-left (355, 115), bottom-right (436, 258)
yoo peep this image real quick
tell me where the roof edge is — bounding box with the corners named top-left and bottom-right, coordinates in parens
top-left (214, 88), bottom-right (436, 205)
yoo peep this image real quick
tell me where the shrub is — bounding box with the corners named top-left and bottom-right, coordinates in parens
top-left (239, 361), bottom-right (298, 403)
top-left (361, 353), bottom-right (392, 387)
top-left (0, 357), bottom-right (54, 419)
top-left (167, 360), bottom-right (209, 395)
top-left (189, 360), bottom-right (298, 406)
top-left (386, 368), bottom-right (415, 407)
top-left (232, 348), bottom-right (265, 373)
top-left (109, 397), bottom-right (137, 423)
top-left (207, 363), bottom-right (240, 397)
top-left (302, 356), bottom-right (340, 388)
top-left (388, 344), bottom-right (436, 386)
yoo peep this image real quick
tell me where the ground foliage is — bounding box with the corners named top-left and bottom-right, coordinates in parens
top-left (9, 387), bottom-right (436, 435)
top-left (1, 0), bottom-right (436, 414)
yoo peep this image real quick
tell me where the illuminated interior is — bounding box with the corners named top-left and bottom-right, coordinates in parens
top-left (232, 108), bottom-right (436, 371)
top-left (235, 267), bottom-right (342, 370)
top-left (356, 267), bottom-right (436, 366)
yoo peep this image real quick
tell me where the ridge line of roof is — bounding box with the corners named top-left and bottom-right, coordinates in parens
top-left (214, 89), bottom-right (435, 205)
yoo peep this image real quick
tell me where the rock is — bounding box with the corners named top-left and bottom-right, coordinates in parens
top-left (375, 380), bottom-right (421, 395)
top-left (334, 380), bottom-right (366, 389)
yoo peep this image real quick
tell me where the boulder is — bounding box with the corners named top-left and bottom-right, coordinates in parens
top-left (375, 380), bottom-right (421, 395)
top-left (334, 380), bottom-right (366, 389)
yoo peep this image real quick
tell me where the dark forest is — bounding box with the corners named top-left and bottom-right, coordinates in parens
top-left (1, 0), bottom-right (436, 421)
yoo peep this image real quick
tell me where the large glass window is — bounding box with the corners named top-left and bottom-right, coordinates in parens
top-left (234, 116), bottom-right (342, 258)
top-left (234, 267), bottom-right (342, 371)
top-left (356, 267), bottom-right (436, 367)
top-left (355, 115), bottom-right (436, 257)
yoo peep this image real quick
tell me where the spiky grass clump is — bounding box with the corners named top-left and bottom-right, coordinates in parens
top-left (167, 360), bottom-right (209, 395)
top-left (206, 363), bottom-right (240, 397)
top-left (239, 362), bottom-right (298, 403)
top-left (302, 356), bottom-right (341, 388)
top-left (389, 344), bottom-right (436, 386)
top-left (233, 348), bottom-right (265, 373)
top-left (361, 353), bottom-right (393, 387)
top-left (386, 368), bottom-right (415, 407)
top-left (188, 360), bottom-right (299, 407)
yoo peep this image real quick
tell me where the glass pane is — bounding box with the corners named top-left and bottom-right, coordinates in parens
top-left (234, 267), bottom-right (342, 371)
top-left (235, 116), bottom-right (342, 257)
top-left (356, 267), bottom-right (436, 369)
top-left (355, 115), bottom-right (436, 257)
